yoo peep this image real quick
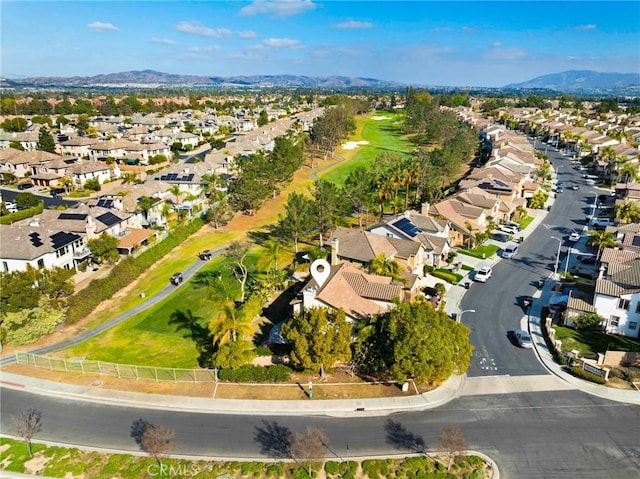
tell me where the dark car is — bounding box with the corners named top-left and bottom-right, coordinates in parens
top-left (198, 250), bottom-right (212, 260)
top-left (577, 255), bottom-right (597, 265)
top-left (17, 182), bottom-right (33, 190)
top-left (50, 188), bottom-right (65, 197)
top-left (170, 272), bottom-right (184, 285)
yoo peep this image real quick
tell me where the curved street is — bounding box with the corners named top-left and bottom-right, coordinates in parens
top-left (2, 145), bottom-right (640, 479)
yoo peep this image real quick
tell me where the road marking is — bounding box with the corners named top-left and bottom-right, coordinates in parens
top-left (461, 375), bottom-right (577, 396)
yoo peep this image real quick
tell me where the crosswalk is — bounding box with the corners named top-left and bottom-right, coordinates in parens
top-left (460, 374), bottom-right (577, 396)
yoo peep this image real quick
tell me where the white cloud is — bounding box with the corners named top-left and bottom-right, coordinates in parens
top-left (238, 30), bottom-right (258, 38)
top-left (239, 0), bottom-right (316, 17)
top-left (151, 37), bottom-right (176, 46)
top-left (333, 20), bottom-right (373, 29)
top-left (485, 46), bottom-right (527, 61)
top-left (262, 38), bottom-right (303, 49)
top-left (187, 45), bottom-right (221, 53)
top-left (176, 21), bottom-right (231, 38)
top-left (88, 21), bottom-right (118, 32)
top-left (492, 41), bottom-right (502, 47)
top-left (575, 24), bottom-right (597, 31)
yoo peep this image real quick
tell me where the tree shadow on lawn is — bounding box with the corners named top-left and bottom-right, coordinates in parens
top-left (168, 309), bottom-right (214, 368)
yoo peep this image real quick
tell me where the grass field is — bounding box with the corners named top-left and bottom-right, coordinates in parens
top-left (319, 112), bottom-right (414, 185)
top-left (554, 326), bottom-right (640, 357)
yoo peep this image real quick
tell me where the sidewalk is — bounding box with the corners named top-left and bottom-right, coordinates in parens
top-left (0, 371), bottom-right (466, 417)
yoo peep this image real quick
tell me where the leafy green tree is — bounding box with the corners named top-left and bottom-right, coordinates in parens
top-left (275, 192), bottom-right (314, 253)
top-left (257, 109), bottom-right (269, 126)
top-left (282, 307), bottom-right (352, 377)
top-left (528, 191), bottom-right (548, 209)
top-left (388, 300), bottom-right (472, 385)
top-left (212, 340), bottom-right (256, 369)
top-left (88, 233), bottom-right (120, 264)
top-left (75, 115), bottom-right (90, 135)
top-left (14, 192), bottom-right (40, 210)
top-left (1, 117), bottom-right (28, 132)
top-left (36, 128), bottom-right (56, 153)
top-left (209, 299), bottom-right (256, 347)
top-left (3, 297), bottom-right (67, 345)
top-left (311, 180), bottom-right (349, 247)
top-left (344, 166), bottom-right (377, 229)
top-left (84, 178), bottom-right (101, 191)
top-left (572, 313), bottom-right (604, 331)
top-left (9, 141), bottom-right (25, 151)
top-left (205, 197), bottom-right (233, 229)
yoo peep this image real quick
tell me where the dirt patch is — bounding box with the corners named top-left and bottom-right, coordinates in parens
top-left (24, 452), bottom-right (50, 475)
top-left (2, 364), bottom-right (435, 400)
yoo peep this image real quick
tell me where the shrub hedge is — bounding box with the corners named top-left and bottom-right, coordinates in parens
top-left (432, 268), bottom-right (463, 285)
top-left (66, 217), bottom-right (205, 323)
top-left (217, 364), bottom-right (291, 382)
top-left (0, 202), bottom-right (44, 224)
top-left (568, 366), bottom-right (607, 384)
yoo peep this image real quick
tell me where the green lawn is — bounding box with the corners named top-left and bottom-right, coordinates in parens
top-left (456, 244), bottom-right (500, 259)
top-left (519, 215), bottom-right (535, 230)
top-left (319, 112), bottom-right (415, 185)
top-left (554, 326), bottom-right (640, 357)
top-left (60, 248), bottom-right (275, 368)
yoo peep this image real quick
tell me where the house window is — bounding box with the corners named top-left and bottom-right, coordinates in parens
top-left (636, 302), bottom-right (640, 314)
top-left (617, 298), bottom-right (630, 310)
top-left (609, 316), bottom-right (620, 328)
top-left (629, 322), bottom-right (638, 331)
top-left (2, 261), bottom-right (7, 272)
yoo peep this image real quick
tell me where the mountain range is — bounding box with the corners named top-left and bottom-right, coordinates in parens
top-left (1, 70), bottom-right (638, 95)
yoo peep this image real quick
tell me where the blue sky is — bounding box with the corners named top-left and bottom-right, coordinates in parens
top-left (2, 1), bottom-right (639, 87)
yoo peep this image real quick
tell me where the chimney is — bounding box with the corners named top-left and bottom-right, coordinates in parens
top-left (421, 202), bottom-right (430, 216)
top-left (302, 286), bottom-right (317, 310)
top-left (331, 238), bottom-right (339, 265)
top-left (598, 265), bottom-right (605, 280)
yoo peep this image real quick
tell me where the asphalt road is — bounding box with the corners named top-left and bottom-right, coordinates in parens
top-left (1, 187), bottom-right (79, 209)
top-left (1, 387), bottom-right (639, 478)
top-left (461, 146), bottom-right (604, 378)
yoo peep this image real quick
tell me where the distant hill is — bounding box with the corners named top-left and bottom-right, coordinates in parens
top-left (504, 70), bottom-right (640, 95)
top-left (0, 70), bottom-right (405, 90)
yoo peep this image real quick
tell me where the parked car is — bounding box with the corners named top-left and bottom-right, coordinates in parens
top-left (170, 272), bottom-right (184, 285)
top-left (568, 230), bottom-right (581, 242)
top-left (498, 224), bottom-right (519, 235)
top-left (502, 243), bottom-right (518, 259)
top-left (571, 183), bottom-right (579, 190)
top-left (577, 255), bottom-right (597, 265)
top-left (493, 232), bottom-right (510, 242)
top-left (4, 201), bottom-right (17, 213)
top-left (591, 217), bottom-right (613, 227)
top-left (474, 267), bottom-right (492, 283)
top-left (514, 330), bottom-right (533, 349)
top-left (17, 182), bottom-right (33, 190)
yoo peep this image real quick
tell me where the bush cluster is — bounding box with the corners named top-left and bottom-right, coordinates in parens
top-left (66, 218), bottom-right (205, 323)
top-left (568, 366), bottom-right (607, 384)
top-left (0, 202), bottom-right (44, 224)
top-left (432, 269), bottom-right (462, 285)
top-left (217, 364), bottom-right (291, 382)
top-left (325, 461), bottom-right (358, 479)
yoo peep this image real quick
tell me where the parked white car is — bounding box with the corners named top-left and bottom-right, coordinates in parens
top-left (474, 267), bottom-right (492, 283)
top-left (498, 224), bottom-right (519, 235)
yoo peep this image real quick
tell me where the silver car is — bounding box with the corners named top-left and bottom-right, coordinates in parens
top-left (514, 330), bottom-right (533, 348)
top-left (474, 267), bottom-right (492, 283)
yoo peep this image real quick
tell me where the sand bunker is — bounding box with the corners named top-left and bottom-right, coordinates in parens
top-left (371, 115), bottom-right (391, 120)
top-left (341, 140), bottom-right (369, 150)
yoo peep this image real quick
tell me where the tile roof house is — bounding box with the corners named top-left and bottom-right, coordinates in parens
top-left (291, 259), bottom-right (407, 322)
top-left (592, 251), bottom-right (640, 338)
top-left (368, 205), bottom-right (451, 268)
top-left (0, 130), bottom-right (39, 151)
top-left (0, 223), bottom-right (90, 273)
top-left (328, 226), bottom-right (426, 275)
top-left (59, 137), bottom-right (100, 157)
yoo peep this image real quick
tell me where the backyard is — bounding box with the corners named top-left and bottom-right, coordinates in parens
top-left (553, 326), bottom-right (640, 357)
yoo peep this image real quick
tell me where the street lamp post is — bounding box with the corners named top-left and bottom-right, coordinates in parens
top-left (550, 236), bottom-right (562, 277)
top-left (564, 247), bottom-right (573, 275)
top-left (458, 309), bottom-right (476, 323)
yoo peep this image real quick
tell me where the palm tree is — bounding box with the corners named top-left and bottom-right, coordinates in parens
top-left (261, 239), bottom-right (282, 271)
top-left (599, 146), bottom-right (620, 182)
top-left (616, 201), bottom-right (640, 224)
top-left (618, 160), bottom-right (639, 184)
top-left (367, 254), bottom-right (404, 282)
top-left (208, 300), bottom-right (255, 347)
top-left (588, 230), bottom-right (616, 259)
top-left (137, 196), bottom-right (156, 225)
top-left (168, 184), bottom-right (182, 205)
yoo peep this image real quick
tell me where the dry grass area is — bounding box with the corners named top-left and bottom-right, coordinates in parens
top-left (1, 364), bottom-right (435, 400)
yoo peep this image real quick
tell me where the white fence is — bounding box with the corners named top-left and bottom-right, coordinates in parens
top-left (15, 352), bottom-right (217, 383)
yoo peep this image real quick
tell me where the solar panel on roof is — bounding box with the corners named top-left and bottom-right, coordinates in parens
top-left (96, 199), bottom-right (113, 208)
top-left (58, 213), bottom-right (88, 221)
top-left (29, 232), bottom-right (43, 247)
top-left (96, 212), bottom-right (121, 227)
top-left (392, 218), bottom-right (420, 237)
top-left (185, 174), bottom-right (194, 181)
top-left (632, 236), bottom-right (640, 247)
top-left (50, 231), bottom-right (80, 250)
